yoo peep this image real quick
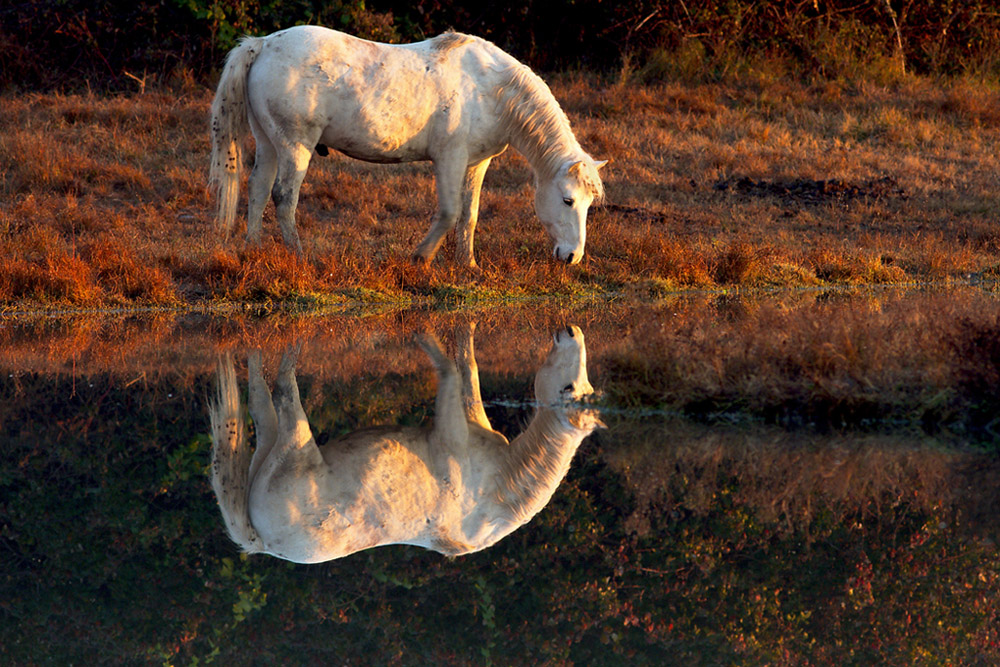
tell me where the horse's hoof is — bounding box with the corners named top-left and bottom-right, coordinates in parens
top-left (411, 253), bottom-right (430, 266)
top-left (277, 345), bottom-right (301, 376)
top-left (414, 332), bottom-right (446, 359)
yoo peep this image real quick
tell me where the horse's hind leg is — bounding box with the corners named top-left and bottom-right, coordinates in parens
top-left (246, 117), bottom-right (278, 245)
top-left (247, 350), bottom-right (278, 486)
top-left (249, 343), bottom-right (323, 493)
top-left (271, 144), bottom-right (312, 256)
top-left (270, 343), bottom-right (321, 456)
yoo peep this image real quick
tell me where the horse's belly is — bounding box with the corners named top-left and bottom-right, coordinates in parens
top-left (322, 133), bottom-right (428, 163)
top-left (318, 92), bottom-right (437, 163)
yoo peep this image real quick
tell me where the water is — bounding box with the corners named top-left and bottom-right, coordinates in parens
top-left (2, 287), bottom-right (998, 665)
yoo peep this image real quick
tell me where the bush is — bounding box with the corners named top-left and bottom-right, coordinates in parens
top-left (5, 2), bottom-right (1000, 91)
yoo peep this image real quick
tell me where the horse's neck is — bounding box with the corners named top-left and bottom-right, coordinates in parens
top-left (495, 64), bottom-right (583, 179)
top-left (495, 408), bottom-right (588, 522)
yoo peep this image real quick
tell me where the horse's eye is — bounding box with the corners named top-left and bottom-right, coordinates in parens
top-left (562, 197), bottom-right (574, 207)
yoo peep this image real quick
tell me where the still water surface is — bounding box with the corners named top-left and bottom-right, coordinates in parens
top-left (2, 287), bottom-right (998, 665)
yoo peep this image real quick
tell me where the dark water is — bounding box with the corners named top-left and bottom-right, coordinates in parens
top-left (2, 287), bottom-right (998, 665)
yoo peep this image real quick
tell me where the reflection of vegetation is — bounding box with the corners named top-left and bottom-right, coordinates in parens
top-left (603, 289), bottom-right (1000, 440)
top-left (598, 421), bottom-right (1000, 664)
top-left (2, 367), bottom-right (997, 664)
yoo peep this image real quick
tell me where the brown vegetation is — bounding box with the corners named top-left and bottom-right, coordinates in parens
top-left (0, 300), bottom-right (627, 381)
top-left (1, 72), bottom-right (1000, 310)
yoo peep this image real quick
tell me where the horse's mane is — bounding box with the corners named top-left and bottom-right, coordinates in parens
top-left (493, 407), bottom-right (596, 525)
top-left (495, 63), bottom-right (604, 199)
top-left (426, 32), bottom-right (602, 198)
top-left (431, 530), bottom-right (475, 557)
top-left (430, 31), bottom-right (476, 54)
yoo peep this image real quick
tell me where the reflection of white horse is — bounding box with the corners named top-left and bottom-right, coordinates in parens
top-left (209, 25), bottom-right (606, 266)
top-left (209, 325), bottom-right (602, 562)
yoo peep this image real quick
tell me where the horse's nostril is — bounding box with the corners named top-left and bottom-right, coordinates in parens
top-left (566, 326), bottom-right (575, 338)
top-left (565, 252), bottom-right (575, 264)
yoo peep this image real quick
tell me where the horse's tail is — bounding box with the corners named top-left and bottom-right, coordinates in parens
top-left (209, 353), bottom-right (264, 554)
top-left (209, 36), bottom-right (265, 236)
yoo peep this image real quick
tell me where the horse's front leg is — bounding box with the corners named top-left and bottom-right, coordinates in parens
top-left (455, 158), bottom-right (493, 269)
top-left (413, 151), bottom-right (466, 264)
top-left (456, 321), bottom-right (493, 430)
top-left (416, 333), bottom-right (470, 455)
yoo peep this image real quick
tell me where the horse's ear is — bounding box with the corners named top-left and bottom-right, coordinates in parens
top-left (571, 409), bottom-right (606, 432)
top-left (569, 159), bottom-right (607, 177)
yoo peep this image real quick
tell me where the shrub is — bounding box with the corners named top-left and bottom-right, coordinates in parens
top-left (6, 2), bottom-right (1000, 91)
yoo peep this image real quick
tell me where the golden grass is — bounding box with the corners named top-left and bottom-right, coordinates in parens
top-left (2, 74), bottom-right (999, 309)
top-left (0, 301), bottom-right (634, 389)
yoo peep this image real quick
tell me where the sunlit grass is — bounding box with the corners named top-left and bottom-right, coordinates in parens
top-left (2, 73), bottom-right (999, 310)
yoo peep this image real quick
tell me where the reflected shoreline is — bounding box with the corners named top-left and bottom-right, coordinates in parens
top-left (601, 419), bottom-right (1000, 544)
top-left (1, 286), bottom-right (998, 437)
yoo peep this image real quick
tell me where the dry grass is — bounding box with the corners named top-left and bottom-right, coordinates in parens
top-left (2, 74), bottom-right (1000, 310)
top-left (0, 300), bottom-right (632, 381)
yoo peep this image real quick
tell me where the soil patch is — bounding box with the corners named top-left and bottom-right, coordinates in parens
top-left (713, 176), bottom-right (907, 207)
top-left (601, 202), bottom-right (671, 224)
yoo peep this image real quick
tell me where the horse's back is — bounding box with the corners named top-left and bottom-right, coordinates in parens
top-left (249, 25), bottom-right (504, 101)
top-left (245, 25), bottom-right (509, 163)
top-left (258, 24), bottom-right (500, 67)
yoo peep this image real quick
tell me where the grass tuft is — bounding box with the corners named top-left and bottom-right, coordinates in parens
top-left (84, 236), bottom-right (177, 303)
top-left (711, 242), bottom-right (774, 285)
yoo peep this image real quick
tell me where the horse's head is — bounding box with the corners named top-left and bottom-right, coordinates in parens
top-left (535, 158), bottom-right (607, 264)
top-left (534, 325), bottom-right (603, 431)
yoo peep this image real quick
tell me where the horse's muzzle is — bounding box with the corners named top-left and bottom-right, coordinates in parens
top-left (554, 247), bottom-right (580, 264)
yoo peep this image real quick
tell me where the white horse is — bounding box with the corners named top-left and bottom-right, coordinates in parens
top-left (209, 25), bottom-right (607, 266)
top-left (208, 324), bottom-right (602, 562)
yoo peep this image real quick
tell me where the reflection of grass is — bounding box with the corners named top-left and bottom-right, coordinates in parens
top-left (593, 421), bottom-right (1000, 664)
top-left (1, 290), bottom-right (998, 441)
top-left (601, 289), bottom-right (1000, 438)
top-left (3, 76), bottom-right (1000, 309)
top-left (602, 421), bottom-right (984, 535)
